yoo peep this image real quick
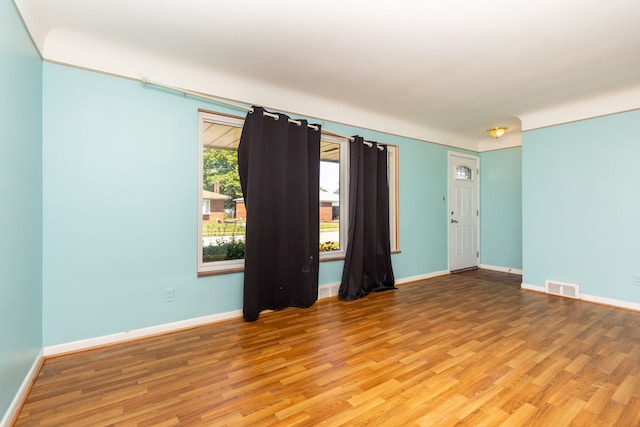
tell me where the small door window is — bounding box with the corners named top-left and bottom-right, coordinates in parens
top-left (455, 166), bottom-right (472, 181)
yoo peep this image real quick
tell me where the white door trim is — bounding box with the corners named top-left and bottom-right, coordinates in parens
top-left (447, 151), bottom-right (480, 272)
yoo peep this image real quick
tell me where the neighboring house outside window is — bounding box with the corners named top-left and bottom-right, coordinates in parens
top-left (233, 198), bottom-right (246, 220)
top-left (202, 188), bottom-right (231, 224)
top-left (320, 191), bottom-right (340, 222)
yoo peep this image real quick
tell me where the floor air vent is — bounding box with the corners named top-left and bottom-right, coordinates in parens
top-left (545, 280), bottom-right (580, 299)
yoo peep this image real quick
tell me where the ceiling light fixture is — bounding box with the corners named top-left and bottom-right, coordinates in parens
top-left (487, 127), bottom-right (508, 139)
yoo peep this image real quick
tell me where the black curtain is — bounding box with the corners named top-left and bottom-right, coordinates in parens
top-left (339, 136), bottom-right (396, 301)
top-left (238, 107), bottom-right (321, 321)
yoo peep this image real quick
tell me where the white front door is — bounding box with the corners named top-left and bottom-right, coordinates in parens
top-left (448, 153), bottom-right (479, 271)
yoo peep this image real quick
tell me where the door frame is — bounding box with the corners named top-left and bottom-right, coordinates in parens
top-left (447, 151), bottom-right (480, 272)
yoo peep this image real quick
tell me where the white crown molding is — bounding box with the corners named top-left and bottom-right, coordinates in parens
top-left (40, 27), bottom-right (478, 152)
top-left (520, 84), bottom-right (640, 132)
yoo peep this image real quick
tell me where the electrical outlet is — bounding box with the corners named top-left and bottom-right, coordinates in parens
top-left (633, 275), bottom-right (640, 287)
top-left (164, 288), bottom-right (175, 302)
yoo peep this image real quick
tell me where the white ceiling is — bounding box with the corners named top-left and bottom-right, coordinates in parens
top-left (14, 0), bottom-right (640, 151)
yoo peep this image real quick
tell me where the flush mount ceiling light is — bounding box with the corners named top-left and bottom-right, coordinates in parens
top-left (487, 127), bottom-right (508, 139)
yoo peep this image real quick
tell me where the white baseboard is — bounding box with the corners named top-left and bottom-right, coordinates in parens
top-left (44, 272), bottom-right (449, 356)
top-left (1, 350), bottom-right (43, 427)
top-left (53, 268), bottom-right (638, 360)
top-left (318, 271), bottom-right (449, 298)
top-left (521, 282), bottom-right (545, 292)
top-left (44, 310), bottom-right (242, 356)
top-left (318, 271), bottom-right (450, 298)
top-left (396, 270), bottom-right (449, 285)
top-left (480, 264), bottom-right (523, 275)
top-left (521, 283), bottom-right (640, 312)
top-left (581, 293), bottom-right (640, 312)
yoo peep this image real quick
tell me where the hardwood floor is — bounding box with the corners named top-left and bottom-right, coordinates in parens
top-left (15, 270), bottom-right (640, 426)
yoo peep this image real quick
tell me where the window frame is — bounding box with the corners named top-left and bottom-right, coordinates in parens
top-left (197, 110), bottom-right (399, 275)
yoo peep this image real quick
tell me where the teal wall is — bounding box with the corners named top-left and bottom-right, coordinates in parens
top-left (523, 110), bottom-right (640, 303)
top-left (42, 62), bottom-right (454, 346)
top-left (0, 0), bottom-right (43, 419)
top-left (480, 147), bottom-right (522, 270)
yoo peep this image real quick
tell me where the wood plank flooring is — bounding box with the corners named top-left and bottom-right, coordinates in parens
top-left (15, 270), bottom-right (640, 426)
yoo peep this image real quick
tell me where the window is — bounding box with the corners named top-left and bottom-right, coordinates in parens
top-left (455, 165), bottom-right (472, 181)
top-left (198, 111), bottom-right (398, 274)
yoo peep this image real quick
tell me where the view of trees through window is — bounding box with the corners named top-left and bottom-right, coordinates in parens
top-left (201, 145), bottom-right (246, 262)
top-left (199, 115), bottom-right (344, 266)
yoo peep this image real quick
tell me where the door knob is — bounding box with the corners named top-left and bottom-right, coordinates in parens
top-left (451, 219), bottom-right (459, 224)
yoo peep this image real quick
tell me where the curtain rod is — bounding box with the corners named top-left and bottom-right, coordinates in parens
top-left (140, 76), bottom-right (383, 149)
